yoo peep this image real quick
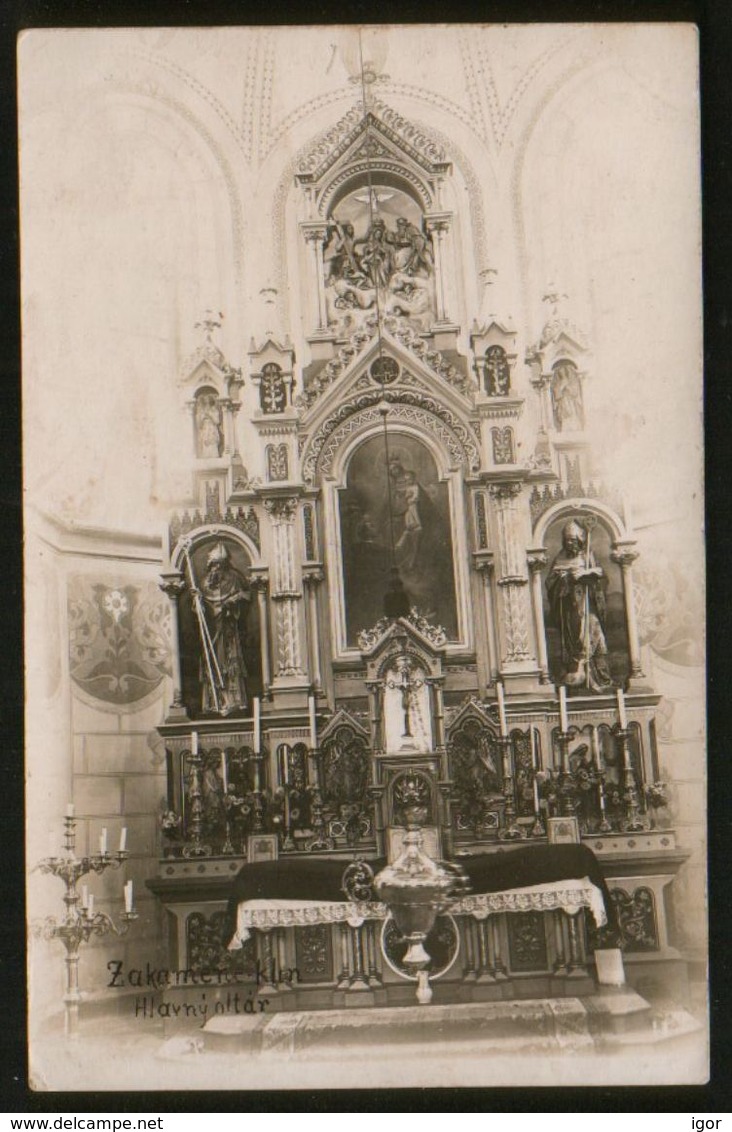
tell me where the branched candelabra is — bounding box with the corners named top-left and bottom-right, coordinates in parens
top-left (33, 814), bottom-right (137, 1038)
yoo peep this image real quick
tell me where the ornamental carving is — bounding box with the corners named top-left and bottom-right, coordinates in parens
top-left (447, 715), bottom-right (502, 835)
top-left (302, 503), bottom-right (317, 560)
top-left (610, 886), bottom-right (659, 952)
top-left (259, 363), bottom-right (286, 414)
top-left (294, 924), bottom-right (333, 982)
top-left (320, 723), bottom-right (373, 847)
top-left (266, 443), bottom-right (289, 482)
top-left (169, 505), bottom-right (260, 552)
top-left (528, 481), bottom-right (622, 529)
top-left (186, 910), bottom-right (257, 976)
top-left (483, 345), bottom-right (511, 396)
top-left (303, 390), bottom-right (480, 483)
top-left (474, 493), bottom-right (489, 550)
top-left (263, 496), bottom-right (299, 523)
top-left (491, 426), bottom-right (515, 465)
top-left (507, 911), bottom-right (548, 972)
top-left (356, 608), bottom-right (447, 652)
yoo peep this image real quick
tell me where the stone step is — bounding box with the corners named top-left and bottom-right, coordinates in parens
top-left (202, 991), bottom-right (652, 1056)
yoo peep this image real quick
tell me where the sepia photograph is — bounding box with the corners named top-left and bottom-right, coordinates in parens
top-left (20, 22), bottom-right (706, 1091)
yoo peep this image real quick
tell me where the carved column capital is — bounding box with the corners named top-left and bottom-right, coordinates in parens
top-left (473, 552), bottom-right (495, 576)
top-left (424, 211), bottom-right (452, 236)
top-left (488, 481), bottom-right (523, 502)
top-left (263, 496), bottom-right (299, 523)
top-left (159, 572), bottom-right (186, 600)
top-left (527, 549), bottom-right (548, 573)
top-left (610, 547), bottom-right (639, 568)
top-left (302, 565), bottom-right (324, 587)
top-left (301, 221), bottom-right (329, 245)
top-left (249, 570), bottom-right (270, 594)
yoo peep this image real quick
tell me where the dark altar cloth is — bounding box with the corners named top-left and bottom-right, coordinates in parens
top-left (222, 843), bottom-right (616, 946)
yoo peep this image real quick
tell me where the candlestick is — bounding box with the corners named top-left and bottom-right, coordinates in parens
top-left (253, 697), bottom-right (261, 754)
top-left (66, 803), bottom-right (75, 818)
top-left (99, 828), bottom-right (108, 856)
top-left (119, 827), bottom-right (127, 853)
top-left (308, 694), bottom-right (317, 748)
top-left (191, 730), bottom-right (199, 756)
top-left (616, 687), bottom-right (628, 729)
top-left (496, 682), bottom-right (508, 736)
top-left (558, 685), bottom-right (569, 732)
top-left (221, 751), bottom-right (228, 794)
top-left (530, 727), bottom-right (540, 808)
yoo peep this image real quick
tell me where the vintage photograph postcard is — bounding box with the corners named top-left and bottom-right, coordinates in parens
top-left (20, 23), bottom-right (706, 1090)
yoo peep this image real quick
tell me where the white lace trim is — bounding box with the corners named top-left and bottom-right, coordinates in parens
top-left (228, 878), bottom-right (606, 948)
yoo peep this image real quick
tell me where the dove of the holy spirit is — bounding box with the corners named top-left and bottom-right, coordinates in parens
top-left (353, 188), bottom-right (395, 212)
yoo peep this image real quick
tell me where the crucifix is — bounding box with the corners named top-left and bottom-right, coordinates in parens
top-left (386, 656), bottom-right (425, 738)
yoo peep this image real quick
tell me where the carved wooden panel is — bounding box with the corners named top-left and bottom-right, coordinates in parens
top-left (294, 924), bottom-right (334, 983)
top-left (507, 911), bottom-right (549, 972)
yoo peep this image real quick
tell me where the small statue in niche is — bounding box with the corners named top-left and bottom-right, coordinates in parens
top-left (550, 360), bottom-right (584, 431)
top-left (483, 346), bottom-right (510, 396)
top-left (195, 392), bottom-right (223, 458)
top-left (197, 542), bottom-right (251, 715)
top-left (546, 519), bottom-right (613, 692)
top-left (259, 363), bottom-right (286, 414)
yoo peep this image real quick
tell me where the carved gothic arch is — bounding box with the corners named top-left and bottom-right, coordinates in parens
top-left (532, 497), bottom-right (629, 546)
top-left (170, 522), bottom-right (263, 574)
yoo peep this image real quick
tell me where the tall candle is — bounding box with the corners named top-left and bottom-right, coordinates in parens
top-left (281, 746), bottom-right (289, 786)
top-left (65, 803), bottom-right (75, 818)
top-left (124, 880), bottom-right (134, 913)
top-left (191, 731), bottom-right (199, 756)
top-left (308, 695), bottom-right (317, 748)
top-left (119, 827), bottom-right (127, 852)
top-left (496, 682), bottom-right (508, 736)
top-left (253, 697), bottom-right (261, 754)
top-left (531, 728), bottom-right (540, 813)
top-left (100, 828), bottom-right (108, 855)
top-left (221, 751), bottom-right (228, 794)
top-left (591, 726), bottom-right (602, 770)
top-left (616, 687), bottom-right (628, 729)
top-left (81, 885), bottom-right (89, 909)
top-left (87, 894), bottom-right (94, 917)
top-left (558, 685), bottom-right (569, 732)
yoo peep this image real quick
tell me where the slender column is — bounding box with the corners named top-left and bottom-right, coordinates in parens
top-left (462, 917), bottom-right (478, 981)
top-left (474, 554), bottom-right (499, 684)
top-left (302, 223), bottom-right (329, 332)
top-left (489, 483), bottom-right (535, 668)
top-left (257, 931), bottom-right (279, 995)
top-left (611, 546), bottom-right (643, 678)
top-left (349, 925), bottom-right (369, 991)
top-left (476, 917), bottom-right (496, 983)
top-left (365, 921), bottom-right (382, 986)
top-left (565, 911), bottom-right (588, 976)
top-left (490, 917), bottom-right (508, 979)
top-left (337, 923), bottom-right (352, 989)
top-left (159, 573), bottom-right (187, 716)
top-left (264, 497), bottom-right (305, 678)
top-left (302, 566), bottom-right (324, 692)
top-left (219, 397), bottom-right (234, 455)
top-left (425, 214), bottom-right (451, 324)
top-left (527, 550), bottom-right (550, 683)
top-left (553, 910), bottom-right (569, 975)
top-left (249, 571), bottom-right (271, 697)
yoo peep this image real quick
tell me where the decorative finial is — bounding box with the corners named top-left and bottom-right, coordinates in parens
top-left (194, 309), bottom-right (224, 343)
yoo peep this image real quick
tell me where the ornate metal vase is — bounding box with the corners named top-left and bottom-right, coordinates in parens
top-left (374, 800), bottom-right (465, 1004)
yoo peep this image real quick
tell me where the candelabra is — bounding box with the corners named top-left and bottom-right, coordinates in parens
top-left (308, 747), bottom-right (335, 851)
top-left (555, 730), bottom-right (578, 817)
top-left (182, 746), bottom-right (212, 857)
top-left (34, 814), bottom-right (137, 1038)
top-left (595, 767), bottom-right (613, 833)
top-left (614, 726), bottom-right (645, 831)
top-left (497, 736), bottom-right (523, 840)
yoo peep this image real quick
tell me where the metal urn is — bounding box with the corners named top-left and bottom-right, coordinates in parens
top-left (374, 775), bottom-right (467, 1004)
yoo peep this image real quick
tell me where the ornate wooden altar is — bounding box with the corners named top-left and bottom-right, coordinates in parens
top-left (147, 91), bottom-right (690, 1010)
